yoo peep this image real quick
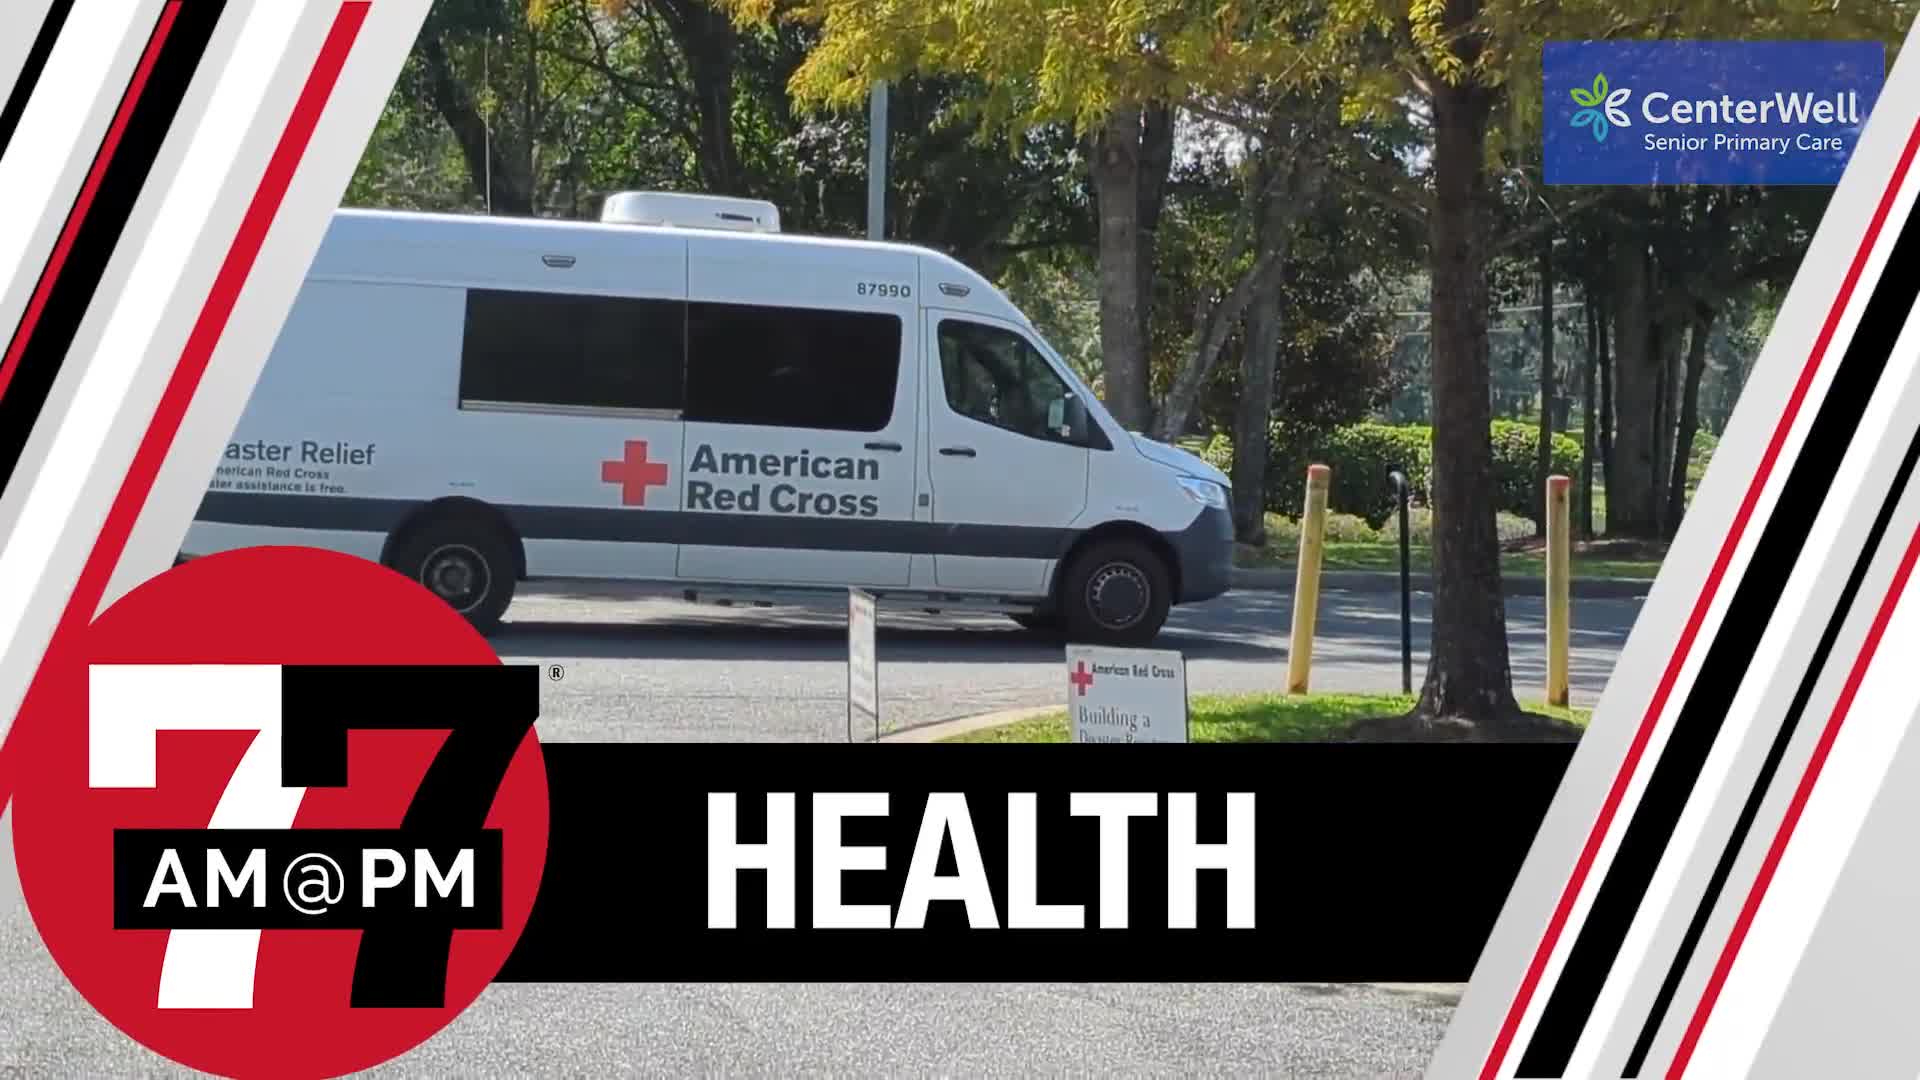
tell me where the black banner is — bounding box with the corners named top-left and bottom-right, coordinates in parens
top-left (496, 742), bottom-right (1572, 983)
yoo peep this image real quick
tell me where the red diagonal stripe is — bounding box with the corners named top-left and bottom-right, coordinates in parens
top-left (1479, 110), bottom-right (1920, 1079)
top-left (0, 2), bottom-right (370, 812)
top-left (0, 0), bottom-right (181, 407)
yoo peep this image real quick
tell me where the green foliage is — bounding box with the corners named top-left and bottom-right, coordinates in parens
top-left (1199, 432), bottom-right (1234, 475)
top-left (1255, 508), bottom-right (1543, 552)
top-left (1687, 428), bottom-right (1720, 495)
top-left (1261, 423), bottom-right (1432, 528)
top-left (1192, 185), bottom-right (1411, 436)
top-left (1217, 420), bottom-right (1582, 527)
top-left (1488, 420), bottom-right (1583, 523)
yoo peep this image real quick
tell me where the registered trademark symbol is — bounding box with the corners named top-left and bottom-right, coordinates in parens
top-left (547, 664), bottom-right (565, 682)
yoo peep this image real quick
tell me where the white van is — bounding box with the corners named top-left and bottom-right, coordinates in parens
top-left (181, 192), bottom-right (1235, 645)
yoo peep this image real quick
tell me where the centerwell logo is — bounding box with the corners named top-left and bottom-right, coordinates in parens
top-left (1545, 41), bottom-right (1885, 185)
top-left (1569, 73), bottom-right (1633, 141)
top-left (1569, 72), bottom-right (1867, 145)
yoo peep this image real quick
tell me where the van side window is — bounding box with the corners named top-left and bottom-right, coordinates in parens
top-left (683, 302), bottom-right (902, 432)
top-left (460, 289), bottom-right (685, 412)
top-left (938, 320), bottom-right (1090, 446)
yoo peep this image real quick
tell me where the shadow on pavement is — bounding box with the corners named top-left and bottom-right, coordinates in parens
top-left (487, 615), bottom-right (1285, 664)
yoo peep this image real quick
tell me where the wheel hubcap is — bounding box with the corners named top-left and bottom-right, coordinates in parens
top-left (1085, 562), bottom-right (1151, 631)
top-left (421, 544), bottom-right (489, 614)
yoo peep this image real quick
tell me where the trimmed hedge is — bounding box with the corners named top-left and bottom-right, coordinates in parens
top-left (1207, 421), bottom-right (1582, 528)
top-left (1487, 420), bottom-right (1584, 525)
top-left (1272, 424), bottom-right (1431, 529)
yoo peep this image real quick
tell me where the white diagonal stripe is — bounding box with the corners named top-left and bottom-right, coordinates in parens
top-left (103, 0), bottom-right (436, 611)
top-left (0, 0), bottom-right (153, 317)
top-left (0, 0), bottom-right (60, 110)
top-left (1685, 533), bottom-right (1920, 1076)
top-left (0, 0), bottom-right (306, 759)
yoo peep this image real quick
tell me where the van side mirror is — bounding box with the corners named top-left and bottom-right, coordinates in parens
top-left (1060, 394), bottom-right (1091, 444)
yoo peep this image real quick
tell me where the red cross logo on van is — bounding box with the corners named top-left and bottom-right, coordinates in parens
top-left (601, 440), bottom-right (671, 506)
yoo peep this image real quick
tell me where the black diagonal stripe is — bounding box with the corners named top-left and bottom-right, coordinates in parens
top-left (1516, 189), bottom-right (1920, 1076)
top-left (0, 0), bottom-right (76, 160)
top-left (1617, 383), bottom-right (1920, 1075)
top-left (0, 0), bottom-right (227, 504)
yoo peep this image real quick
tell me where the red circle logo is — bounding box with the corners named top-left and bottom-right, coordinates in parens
top-left (10, 546), bottom-right (549, 1079)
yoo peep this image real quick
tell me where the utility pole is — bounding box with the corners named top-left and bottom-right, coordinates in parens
top-left (867, 83), bottom-right (888, 240)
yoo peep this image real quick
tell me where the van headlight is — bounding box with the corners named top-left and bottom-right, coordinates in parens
top-left (1177, 475), bottom-right (1228, 509)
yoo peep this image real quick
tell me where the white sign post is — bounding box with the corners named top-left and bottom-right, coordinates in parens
top-left (1065, 644), bottom-right (1190, 743)
top-left (848, 588), bottom-right (879, 742)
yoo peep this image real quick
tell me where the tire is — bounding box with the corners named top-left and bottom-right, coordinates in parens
top-left (1059, 538), bottom-right (1172, 647)
top-left (387, 512), bottom-right (518, 634)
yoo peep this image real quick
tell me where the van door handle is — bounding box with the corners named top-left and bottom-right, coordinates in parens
top-left (939, 446), bottom-right (977, 458)
top-left (865, 441), bottom-right (903, 452)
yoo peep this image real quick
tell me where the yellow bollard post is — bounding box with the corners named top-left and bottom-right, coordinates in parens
top-left (1287, 464), bottom-right (1332, 694)
top-left (1546, 474), bottom-right (1573, 708)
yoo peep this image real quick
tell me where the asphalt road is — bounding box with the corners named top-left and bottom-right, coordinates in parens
top-left (493, 582), bottom-right (1642, 742)
top-left (0, 584), bottom-right (1642, 1077)
top-left (0, 849), bottom-right (1461, 1077)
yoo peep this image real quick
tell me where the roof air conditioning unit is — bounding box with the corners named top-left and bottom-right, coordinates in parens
top-left (600, 191), bottom-right (781, 234)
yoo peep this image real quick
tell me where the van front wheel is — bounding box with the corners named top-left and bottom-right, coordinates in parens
top-left (389, 517), bottom-right (517, 635)
top-left (1060, 539), bottom-right (1172, 647)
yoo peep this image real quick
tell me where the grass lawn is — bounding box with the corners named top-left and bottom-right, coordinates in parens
top-left (1228, 509), bottom-right (1667, 580)
top-left (1233, 542), bottom-right (1664, 580)
top-left (945, 691), bottom-right (1592, 744)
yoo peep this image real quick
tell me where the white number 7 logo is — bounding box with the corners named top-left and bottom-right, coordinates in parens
top-left (90, 664), bottom-right (306, 1010)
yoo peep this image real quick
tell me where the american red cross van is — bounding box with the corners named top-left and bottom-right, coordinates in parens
top-left (181, 192), bottom-right (1235, 645)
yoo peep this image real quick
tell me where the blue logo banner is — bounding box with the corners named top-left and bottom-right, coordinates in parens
top-left (1543, 41), bottom-right (1885, 186)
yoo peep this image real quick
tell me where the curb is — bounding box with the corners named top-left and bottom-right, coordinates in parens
top-left (1229, 567), bottom-right (1653, 600)
top-left (881, 706), bottom-right (1056, 744)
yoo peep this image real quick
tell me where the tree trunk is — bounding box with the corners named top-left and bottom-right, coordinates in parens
top-left (1651, 310), bottom-right (1680, 536)
top-left (1223, 150), bottom-right (1310, 541)
top-left (1404, 71), bottom-right (1528, 729)
top-left (1599, 292), bottom-right (1613, 522)
top-left (1608, 243), bottom-right (1663, 537)
top-left (1092, 105), bottom-right (1151, 431)
top-left (1156, 144), bottom-right (1323, 442)
top-left (524, 21), bottom-right (540, 212)
top-left (1581, 293), bottom-right (1598, 539)
top-left (1665, 306), bottom-right (1714, 537)
top-left (420, 34), bottom-right (532, 216)
top-left (1137, 102), bottom-right (1176, 385)
top-left (1535, 234), bottom-right (1556, 537)
top-left (1233, 276), bottom-right (1286, 545)
top-left (658, 0), bottom-right (743, 194)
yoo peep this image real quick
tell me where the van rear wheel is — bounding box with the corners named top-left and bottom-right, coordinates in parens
top-left (388, 516), bottom-right (517, 635)
top-left (1060, 539), bottom-right (1171, 647)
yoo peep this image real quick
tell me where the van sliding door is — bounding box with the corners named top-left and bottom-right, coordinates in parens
top-left (675, 235), bottom-right (921, 588)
